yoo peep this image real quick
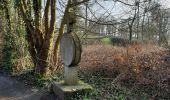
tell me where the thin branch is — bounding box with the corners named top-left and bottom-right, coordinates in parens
top-left (44, 0), bottom-right (50, 35)
top-left (113, 0), bottom-right (135, 6)
top-left (70, 0), bottom-right (90, 7)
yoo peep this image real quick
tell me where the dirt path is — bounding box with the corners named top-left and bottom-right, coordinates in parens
top-left (0, 75), bottom-right (57, 100)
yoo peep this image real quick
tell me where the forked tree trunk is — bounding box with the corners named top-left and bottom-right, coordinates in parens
top-left (19, 0), bottom-right (56, 76)
top-left (19, 0), bottom-right (89, 75)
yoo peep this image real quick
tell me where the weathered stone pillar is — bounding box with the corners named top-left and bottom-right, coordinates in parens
top-left (51, 4), bottom-right (92, 100)
top-left (64, 66), bottom-right (78, 85)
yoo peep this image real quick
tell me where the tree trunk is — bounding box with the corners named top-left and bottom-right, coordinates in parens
top-left (158, 11), bottom-right (163, 45)
top-left (128, 6), bottom-right (137, 41)
top-left (141, 11), bottom-right (146, 41)
top-left (136, 0), bottom-right (140, 39)
top-left (129, 24), bottom-right (132, 41)
top-left (18, 0), bottom-right (56, 76)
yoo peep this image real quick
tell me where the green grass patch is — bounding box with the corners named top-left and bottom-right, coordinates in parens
top-left (101, 37), bottom-right (112, 45)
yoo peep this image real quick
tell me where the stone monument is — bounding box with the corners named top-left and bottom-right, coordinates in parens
top-left (60, 29), bottom-right (82, 85)
top-left (51, 7), bottom-right (92, 100)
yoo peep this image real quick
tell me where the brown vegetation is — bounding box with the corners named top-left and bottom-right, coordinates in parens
top-left (78, 44), bottom-right (170, 99)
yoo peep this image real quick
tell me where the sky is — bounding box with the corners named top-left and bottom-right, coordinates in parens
top-left (87, 0), bottom-right (170, 19)
top-left (160, 0), bottom-right (170, 8)
top-left (54, 0), bottom-right (170, 17)
top-left (53, 0), bottom-right (170, 26)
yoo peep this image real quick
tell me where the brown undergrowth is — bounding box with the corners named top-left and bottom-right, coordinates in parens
top-left (78, 44), bottom-right (170, 99)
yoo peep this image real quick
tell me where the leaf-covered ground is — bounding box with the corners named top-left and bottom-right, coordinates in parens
top-left (77, 44), bottom-right (170, 100)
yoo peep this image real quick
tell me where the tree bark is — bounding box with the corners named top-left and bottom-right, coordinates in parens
top-left (141, 11), bottom-right (146, 41)
top-left (19, 0), bottom-right (56, 76)
top-left (128, 6), bottom-right (137, 41)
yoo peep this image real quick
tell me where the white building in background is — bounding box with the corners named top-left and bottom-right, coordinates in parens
top-left (87, 16), bottom-right (118, 36)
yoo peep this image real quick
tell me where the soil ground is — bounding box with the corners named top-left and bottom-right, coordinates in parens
top-left (0, 75), bottom-right (58, 100)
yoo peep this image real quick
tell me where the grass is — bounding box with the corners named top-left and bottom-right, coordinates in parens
top-left (81, 35), bottom-right (114, 46)
top-left (81, 34), bottom-right (136, 46)
top-left (101, 37), bottom-right (112, 45)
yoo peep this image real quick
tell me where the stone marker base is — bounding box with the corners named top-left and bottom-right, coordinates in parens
top-left (51, 81), bottom-right (92, 100)
top-left (64, 66), bottom-right (78, 85)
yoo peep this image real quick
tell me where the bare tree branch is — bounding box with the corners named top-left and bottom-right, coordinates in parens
top-left (70, 0), bottom-right (90, 7)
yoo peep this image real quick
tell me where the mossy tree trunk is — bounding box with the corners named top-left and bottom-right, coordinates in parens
top-left (0, 0), bottom-right (16, 73)
top-left (17, 0), bottom-right (89, 75)
top-left (18, 0), bottom-right (56, 76)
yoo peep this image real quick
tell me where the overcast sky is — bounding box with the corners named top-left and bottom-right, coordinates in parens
top-left (160, 0), bottom-right (170, 8)
top-left (85, 0), bottom-right (170, 20)
top-left (54, 0), bottom-right (170, 26)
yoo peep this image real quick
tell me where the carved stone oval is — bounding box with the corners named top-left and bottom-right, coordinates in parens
top-left (71, 33), bottom-right (82, 65)
top-left (60, 32), bottom-right (82, 66)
